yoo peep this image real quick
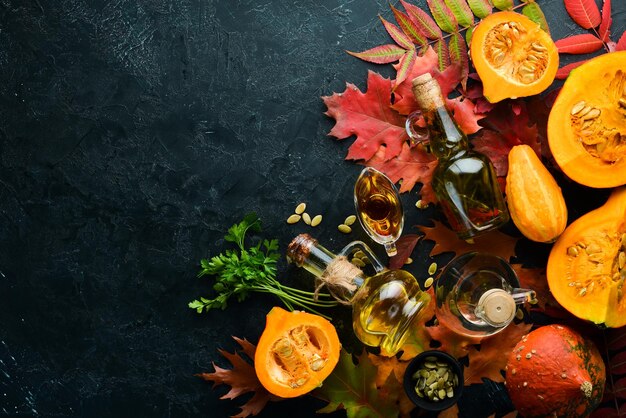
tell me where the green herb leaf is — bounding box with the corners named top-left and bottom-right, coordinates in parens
top-left (492, 0), bottom-right (513, 11)
top-left (190, 214), bottom-right (338, 317)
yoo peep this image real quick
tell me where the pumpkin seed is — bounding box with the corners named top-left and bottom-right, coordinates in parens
top-left (578, 287), bottom-right (587, 297)
top-left (619, 252), bottom-right (625, 269)
top-left (515, 308), bottom-right (524, 320)
top-left (424, 277), bottom-right (434, 288)
top-left (567, 246), bottom-right (579, 257)
top-left (415, 199), bottom-right (428, 209)
top-left (344, 215), bottom-right (356, 226)
top-left (311, 215), bottom-right (322, 227)
top-left (585, 243), bottom-right (600, 254)
top-left (361, 256), bottom-right (370, 264)
top-left (621, 233), bottom-right (626, 248)
top-left (337, 224), bottom-right (351, 234)
top-left (428, 262), bottom-right (438, 275)
top-left (295, 203), bottom-right (306, 215)
top-left (582, 108), bottom-right (601, 120)
top-left (353, 250), bottom-right (366, 259)
top-left (287, 214), bottom-right (301, 224)
top-left (578, 106), bottom-right (592, 117)
top-left (424, 361), bottom-right (437, 369)
top-left (512, 28), bottom-right (520, 38)
top-left (405, 257), bottom-right (413, 265)
top-left (532, 42), bottom-right (547, 51)
top-left (302, 212), bottom-right (311, 225)
top-left (571, 101), bottom-right (586, 115)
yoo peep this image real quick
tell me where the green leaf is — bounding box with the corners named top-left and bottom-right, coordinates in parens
top-left (449, 32), bottom-right (469, 89)
top-left (391, 4), bottom-right (427, 46)
top-left (445, 0), bottom-right (474, 27)
top-left (347, 44), bottom-right (407, 64)
top-left (465, 26), bottom-right (474, 45)
top-left (492, 0), bottom-right (513, 10)
top-left (315, 351), bottom-right (399, 418)
top-left (467, 0), bottom-right (493, 18)
top-left (394, 48), bottom-right (417, 91)
top-left (379, 15), bottom-right (413, 50)
top-left (523, 3), bottom-right (550, 33)
top-left (435, 38), bottom-right (451, 71)
top-left (427, 0), bottom-right (458, 33)
top-left (225, 213), bottom-right (260, 249)
top-left (400, 0), bottom-right (443, 39)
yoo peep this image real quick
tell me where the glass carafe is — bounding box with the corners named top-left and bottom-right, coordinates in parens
top-left (435, 252), bottom-right (535, 338)
top-left (286, 234), bottom-right (431, 355)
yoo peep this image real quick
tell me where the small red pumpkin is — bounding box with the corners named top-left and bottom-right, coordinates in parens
top-left (505, 325), bottom-right (605, 418)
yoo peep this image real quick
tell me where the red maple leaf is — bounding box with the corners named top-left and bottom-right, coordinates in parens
top-left (389, 234), bottom-right (422, 270)
top-left (364, 143), bottom-right (438, 201)
top-left (391, 47), bottom-right (485, 134)
top-left (198, 337), bottom-right (278, 418)
top-left (323, 71), bottom-right (409, 162)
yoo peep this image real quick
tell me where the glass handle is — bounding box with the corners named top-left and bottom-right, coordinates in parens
top-left (339, 241), bottom-right (386, 273)
top-left (510, 288), bottom-right (537, 305)
top-left (406, 110), bottom-right (430, 145)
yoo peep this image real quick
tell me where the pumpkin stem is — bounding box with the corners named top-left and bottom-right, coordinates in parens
top-left (580, 381), bottom-right (593, 398)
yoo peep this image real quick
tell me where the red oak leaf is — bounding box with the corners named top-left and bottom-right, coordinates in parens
top-left (323, 71), bottom-right (409, 161)
top-left (364, 143), bottom-right (438, 202)
top-left (198, 337), bottom-right (277, 418)
top-left (555, 34), bottom-right (604, 54)
top-left (599, 0), bottom-right (612, 42)
top-left (419, 220), bottom-right (519, 261)
top-left (471, 130), bottom-right (510, 177)
top-left (564, 0), bottom-right (601, 29)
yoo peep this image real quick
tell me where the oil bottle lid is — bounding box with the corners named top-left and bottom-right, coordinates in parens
top-left (476, 289), bottom-right (516, 327)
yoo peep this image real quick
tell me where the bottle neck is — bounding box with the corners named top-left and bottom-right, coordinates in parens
top-left (412, 77), bottom-right (469, 160)
top-left (287, 234), bottom-right (364, 303)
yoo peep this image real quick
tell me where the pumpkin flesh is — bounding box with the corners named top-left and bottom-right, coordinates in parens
top-left (254, 307), bottom-right (341, 398)
top-left (471, 11), bottom-right (558, 103)
top-left (547, 187), bottom-right (626, 327)
top-left (548, 51), bottom-right (626, 188)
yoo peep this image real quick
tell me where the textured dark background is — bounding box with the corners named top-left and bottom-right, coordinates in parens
top-left (1, 0), bottom-right (624, 417)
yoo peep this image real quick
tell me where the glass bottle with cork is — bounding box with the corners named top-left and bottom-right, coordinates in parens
top-left (406, 73), bottom-right (509, 239)
top-left (286, 234), bottom-right (431, 356)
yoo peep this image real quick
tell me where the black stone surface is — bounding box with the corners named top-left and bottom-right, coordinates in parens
top-left (0, 1), bottom-right (624, 417)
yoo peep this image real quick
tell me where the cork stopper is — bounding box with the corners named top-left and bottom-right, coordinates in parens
top-left (476, 289), bottom-right (516, 327)
top-left (411, 73), bottom-right (445, 111)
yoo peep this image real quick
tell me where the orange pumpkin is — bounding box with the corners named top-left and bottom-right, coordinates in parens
top-left (505, 144), bottom-right (567, 242)
top-left (254, 307), bottom-right (341, 398)
top-left (470, 11), bottom-right (558, 103)
top-left (547, 187), bottom-right (626, 327)
top-left (547, 51), bottom-right (626, 188)
top-left (506, 325), bottom-right (605, 418)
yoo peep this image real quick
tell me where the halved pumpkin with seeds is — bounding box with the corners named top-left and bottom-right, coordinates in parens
top-left (547, 187), bottom-right (626, 328)
top-left (548, 51), bottom-right (626, 188)
top-left (470, 11), bottom-right (558, 103)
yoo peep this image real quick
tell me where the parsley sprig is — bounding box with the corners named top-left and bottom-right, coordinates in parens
top-left (189, 213), bottom-right (338, 317)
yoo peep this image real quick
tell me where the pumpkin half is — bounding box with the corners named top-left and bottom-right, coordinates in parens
top-left (548, 51), bottom-right (626, 188)
top-left (254, 307), bottom-right (341, 398)
top-left (547, 187), bottom-right (626, 327)
top-left (470, 11), bottom-right (558, 103)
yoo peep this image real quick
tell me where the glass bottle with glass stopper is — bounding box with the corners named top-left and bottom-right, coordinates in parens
top-left (406, 73), bottom-right (509, 240)
top-left (286, 234), bottom-right (431, 356)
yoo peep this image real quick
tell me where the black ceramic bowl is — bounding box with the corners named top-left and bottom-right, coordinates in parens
top-left (403, 350), bottom-right (464, 412)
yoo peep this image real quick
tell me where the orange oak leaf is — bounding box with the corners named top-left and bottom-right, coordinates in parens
top-left (427, 321), bottom-right (482, 360)
top-left (198, 337), bottom-right (277, 418)
top-left (365, 143), bottom-right (438, 200)
top-left (369, 354), bottom-right (414, 417)
top-left (323, 71), bottom-right (409, 162)
top-left (419, 220), bottom-right (519, 262)
top-left (463, 321), bottom-right (532, 384)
